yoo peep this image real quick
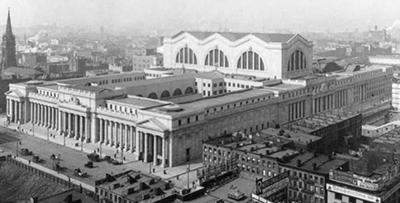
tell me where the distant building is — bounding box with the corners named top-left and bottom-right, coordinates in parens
top-left (393, 74), bottom-right (400, 111)
top-left (1, 9), bottom-right (17, 72)
top-left (369, 55), bottom-right (400, 66)
top-left (95, 170), bottom-right (175, 203)
top-left (18, 52), bottom-right (47, 68)
top-left (132, 53), bottom-right (163, 71)
top-left (45, 61), bottom-right (70, 74)
top-left (109, 64), bottom-right (133, 73)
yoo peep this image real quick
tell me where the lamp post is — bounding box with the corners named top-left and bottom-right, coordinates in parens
top-left (62, 130), bottom-right (65, 146)
top-left (80, 134), bottom-right (83, 152)
top-left (99, 141), bottom-right (102, 158)
top-left (187, 163), bottom-right (190, 189)
top-left (47, 126), bottom-right (49, 141)
top-left (16, 140), bottom-right (19, 157)
top-left (121, 146), bottom-right (124, 163)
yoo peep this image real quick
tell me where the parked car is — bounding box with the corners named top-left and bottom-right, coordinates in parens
top-left (87, 153), bottom-right (101, 162)
top-left (74, 168), bottom-right (88, 177)
top-left (104, 155), bottom-right (112, 163)
top-left (84, 161), bottom-right (94, 168)
top-left (111, 159), bottom-right (122, 165)
top-left (20, 148), bottom-right (32, 156)
top-left (32, 155), bottom-right (40, 163)
top-left (227, 185), bottom-right (245, 201)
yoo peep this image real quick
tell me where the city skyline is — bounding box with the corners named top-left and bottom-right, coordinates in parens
top-left (1, 0), bottom-right (400, 34)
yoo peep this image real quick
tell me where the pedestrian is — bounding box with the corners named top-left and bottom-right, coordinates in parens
top-left (153, 168), bottom-right (155, 173)
top-left (28, 160), bottom-right (31, 164)
top-left (163, 170), bottom-right (167, 175)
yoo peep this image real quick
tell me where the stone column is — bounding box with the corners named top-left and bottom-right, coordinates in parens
top-left (6, 99), bottom-right (9, 117)
top-left (135, 131), bottom-right (140, 156)
top-left (107, 120), bottom-right (111, 145)
top-left (119, 123), bottom-right (123, 149)
top-left (12, 100), bottom-right (17, 122)
top-left (112, 122), bottom-right (116, 146)
top-left (58, 110), bottom-right (62, 133)
top-left (36, 104), bottom-right (39, 125)
top-left (79, 116), bottom-right (84, 141)
top-left (168, 134), bottom-right (172, 167)
top-left (130, 126), bottom-right (137, 153)
top-left (125, 125), bottom-right (129, 151)
top-left (90, 114), bottom-right (97, 143)
top-left (144, 133), bottom-right (148, 162)
top-left (42, 105), bottom-right (45, 126)
top-left (45, 106), bottom-right (49, 127)
top-left (109, 121), bottom-right (113, 146)
top-left (74, 114), bottom-right (78, 140)
top-left (162, 136), bottom-right (166, 167)
top-left (99, 119), bottom-right (104, 143)
top-left (29, 102), bottom-right (33, 123)
top-left (18, 102), bottom-right (22, 123)
top-left (85, 116), bottom-right (91, 143)
top-left (153, 135), bottom-right (158, 165)
top-left (68, 113), bottom-right (72, 136)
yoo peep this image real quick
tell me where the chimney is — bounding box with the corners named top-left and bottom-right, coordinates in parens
top-left (313, 163), bottom-right (318, 171)
top-left (297, 160), bottom-right (302, 167)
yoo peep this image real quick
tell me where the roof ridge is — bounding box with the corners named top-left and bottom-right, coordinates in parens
top-left (174, 30), bottom-right (297, 43)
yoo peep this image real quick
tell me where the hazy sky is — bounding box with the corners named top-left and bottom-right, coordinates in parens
top-left (1, 0), bottom-right (400, 33)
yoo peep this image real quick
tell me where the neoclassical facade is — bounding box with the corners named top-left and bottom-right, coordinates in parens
top-left (162, 31), bottom-right (313, 79)
top-left (5, 31), bottom-right (393, 167)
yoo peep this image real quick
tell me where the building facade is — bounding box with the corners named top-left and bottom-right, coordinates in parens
top-left (5, 31), bottom-right (393, 167)
top-left (327, 164), bottom-right (400, 203)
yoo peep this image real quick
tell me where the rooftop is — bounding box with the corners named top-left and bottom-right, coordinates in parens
top-left (261, 128), bottom-right (321, 146)
top-left (281, 152), bottom-right (347, 175)
top-left (96, 170), bottom-right (173, 202)
top-left (286, 110), bottom-right (360, 134)
top-left (150, 88), bottom-right (275, 116)
top-left (173, 31), bottom-right (298, 44)
top-left (110, 96), bottom-right (171, 109)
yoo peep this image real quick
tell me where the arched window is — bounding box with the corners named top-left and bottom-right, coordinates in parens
top-left (204, 48), bottom-right (229, 67)
top-left (160, 90), bottom-right (170, 98)
top-left (173, 88), bottom-right (183, 96)
top-left (237, 51), bottom-right (264, 70)
top-left (148, 92), bottom-right (158, 99)
top-left (287, 50), bottom-right (306, 71)
top-left (176, 47), bottom-right (197, 64)
top-left (185, 87), bottom-right (194, 94)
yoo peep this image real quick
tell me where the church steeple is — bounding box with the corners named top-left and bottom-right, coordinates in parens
top-left (1, 8), bottom-right (17, 72)
top-left (5, 8), bottom-right (12, 35)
